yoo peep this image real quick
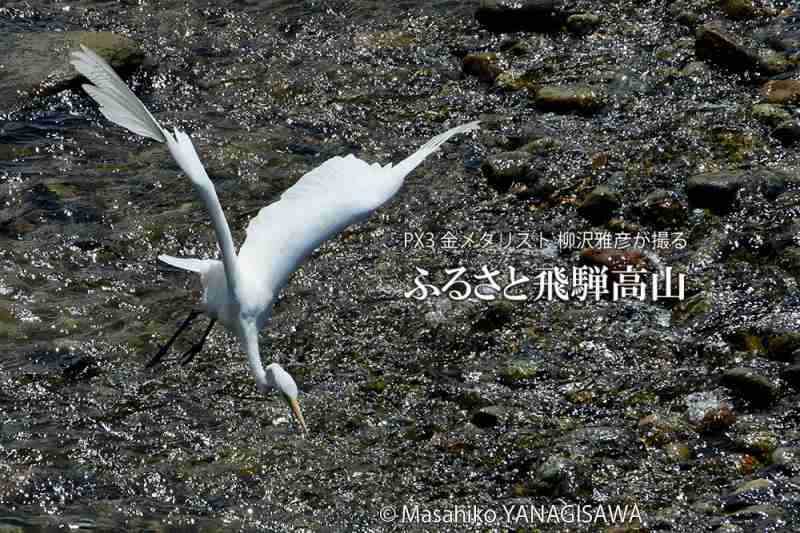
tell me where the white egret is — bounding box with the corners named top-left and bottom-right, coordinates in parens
top-left (70, 45), bottom-right (479, 434)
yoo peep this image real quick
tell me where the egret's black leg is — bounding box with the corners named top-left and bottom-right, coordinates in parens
top-left (180, 319), bottom-right (217, 366)
top-left (146, 309), bottom-right (202, 368)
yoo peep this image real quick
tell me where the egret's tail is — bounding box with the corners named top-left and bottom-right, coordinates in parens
top-left (70, 45), bottom-right (167, 143)
top-left (158, 255), bottom-right (215, 274)
top-left (392, 120), bottom-right (480, 177)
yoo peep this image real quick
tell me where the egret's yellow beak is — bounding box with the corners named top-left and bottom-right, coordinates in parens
top-left (288, 397), bottom-right (307, 434)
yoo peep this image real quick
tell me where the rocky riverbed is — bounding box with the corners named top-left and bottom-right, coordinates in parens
top-left (1, 0), bottom-right (800, 531)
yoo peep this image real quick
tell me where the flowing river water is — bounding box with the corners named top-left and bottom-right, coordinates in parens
top-left (1, 1), bottom-right (800, 531)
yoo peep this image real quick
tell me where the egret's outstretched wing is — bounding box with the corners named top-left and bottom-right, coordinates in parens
top-left (159, 255), bottom-right (217, 274)
top-left (70, 45), bottom-right (166, 142)
top-left (237, 121), bottom-right (480, 294)
top-left (71, 46), bottom-right (243, 296)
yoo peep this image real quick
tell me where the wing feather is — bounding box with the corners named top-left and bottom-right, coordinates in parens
top-left (237, 121), bottom-right (479, 294)
top-left (159, 255), bottom-right (216, 274)
top-left (70, 45), bottom-right (166, 142)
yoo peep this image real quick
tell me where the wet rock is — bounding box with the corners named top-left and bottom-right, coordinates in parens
top-left (763, 327), bottom-right (800, 361)
top-left (566, 13), bottom-right (601, 36)
top-left (779, 247), bottom-right (800, 276)
top-left (0, 31), bottom-right (144, 114)
top-left (533, 85), bottom-right (606, 114)
top-left (481, 150), bottom-right (533, 192)
top-left (721, 367), bottom-right (780, 408)
top-left (695, 23), bottom-right (788, 76)
top-left (579, 249), bottom-right (649, 275)
top-left (763, 14), bottom-right (800, 53)
top-left (686, 171), bottom-right (745, 214)
top-left (462, 53), bottom-right (502, 83)
top-left (781, 364), bottom-right (800, 388)
top-left (499, 359), bottom-right (539, 386)
top-left (664, 441), bottom-right (691, 462)
top-left (475, 0), bottom-right (566, 34)
top-left (722, 479), bottom-right (775, 512)
top-left (530, 455), bottom-right (590, 498)
top-left (638, 413), bottom-right (689, 447)
top-left (727, 504), bottom-right (784, 525)
top-left (728, 324), bottom-right (800, 360)
top-left (695, 23), bottom-right (757, 72)
top-left (565, 426), bottom-right (641, 461)
top-left (730, 419), bottom-right (779, 456)
top-left (499, 38), bottom-right (530, 57)
top-left (495, 70), bottom-right (531, 92)
top-left (523, 136), bottom-right (560, 156)
top-left (60, 353), bottom-right (98, 382)
top-left (771, 120), bottom-right (800, 146)
top-left (456, 389), bottom-right (492, 411)
top-left (671, 291), bottom-right (713, 324)
top-left (471, 405), bottom-right (507, 428)
top-left (720, 0), bottom-right (759, 20)
top-left (640, 189), bottom-right (687, 228)
top-left (0, 144), bottom-right (36, 160)
top-left (772, 447), bottom-right (800, 472)
top-left (685, 390), bottom-right (736, 432)
top-left (756, 168), bottom-right (800, 200)
top-left (680, 60), bottom-right (711, 78)
top-left (762, 80), bottom-right (800, 105)
top-left (472, 301), bottom-right (514, 332)
top-left (750, 103), bottom-right (791, 128)
top-left (577, 185), bottom-right (620, 225)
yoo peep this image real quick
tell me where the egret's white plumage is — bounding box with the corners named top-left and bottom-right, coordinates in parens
top-left (70, 45), bottom-right (479, 434)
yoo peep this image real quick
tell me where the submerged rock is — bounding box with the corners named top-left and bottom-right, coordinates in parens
top-left (0, 31), bottom-right (144, 114)
top-left (685, 390), bottom-right (736, 432)
top-left (577, 185), bottom-right (621, 225)
top-left (533, 85), bottom-right (606, 114)
top-left (686, 171), bottom-right (746, 214)
top-left (640, 189), bottom-right (688, 228)
top-left (475, 0), bottom-right (567, 34)
top-left (751, 103), bottom-right (792, 127)
top-left (721, 367), bottom-right (780, 408)
top-left (499, 359), bottom-right (539, 386)
top-left (481, 150), bottom-right (533, 192)
top-left (695, 23), bottom-right (788, 77)
top-left (771, 120), bottom-right (800, 146)
top-left (761, 80), bottom-right (800, 105)
top-left (462, 53), bottom-right (502, 83)
top-left (532, 454), bottom-right (590, 497)
top-left (579, 249), bottom-right (649, 275)
top-left (471, 405), bottom-right (507, 428)
top-left (566, 13), bottom-right (601, 36)
top-left (720, 0), bottom-right (759, 20)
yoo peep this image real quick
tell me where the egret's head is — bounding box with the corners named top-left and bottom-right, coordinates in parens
top-left (266, 363), bottom-right (307, 434)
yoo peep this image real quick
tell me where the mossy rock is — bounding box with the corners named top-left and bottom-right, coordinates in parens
top-left (499, 359), bottom-right (539, 386)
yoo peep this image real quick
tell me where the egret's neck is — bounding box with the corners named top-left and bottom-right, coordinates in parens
top-left (241, 322), bottom-right (269, 391)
